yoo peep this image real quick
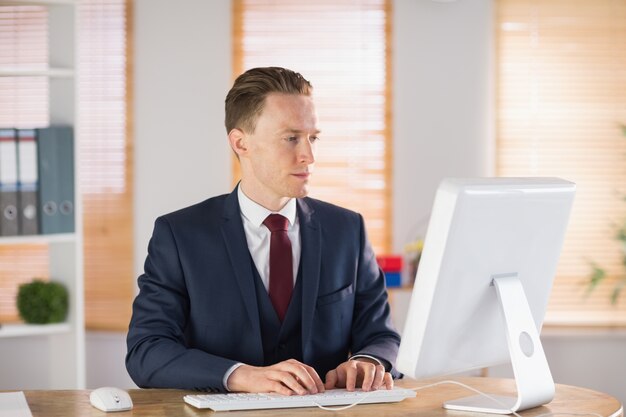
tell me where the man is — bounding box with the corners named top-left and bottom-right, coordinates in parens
top-left (126, 67), bottom-right (400, 394)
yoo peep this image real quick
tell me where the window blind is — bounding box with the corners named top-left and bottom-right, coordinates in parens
top-left (496, 0), bottom-right (626, 325)
top-left (233, 0), bottom-right (392, 254)
top-left (79, 0), bottom-right (133, 330)
top-left (0, 5), bottom-right (48, 127)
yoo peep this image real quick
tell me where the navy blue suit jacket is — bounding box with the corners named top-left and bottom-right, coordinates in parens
top-left (126, 187), bottom-right (400, 391)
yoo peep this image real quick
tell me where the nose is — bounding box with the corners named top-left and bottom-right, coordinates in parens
top-left (298, 137), bottom-right (316, 165)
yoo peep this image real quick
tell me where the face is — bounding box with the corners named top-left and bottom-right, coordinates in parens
top-left (232, 93), bottom-right (320, 211)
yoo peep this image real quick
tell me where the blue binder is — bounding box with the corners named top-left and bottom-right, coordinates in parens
top-left (0, 128), bottom-right (19, 236)
top-left (17, 129), bottom-right (40, 235)
top-left (37, 126), bottom-right (75, 234)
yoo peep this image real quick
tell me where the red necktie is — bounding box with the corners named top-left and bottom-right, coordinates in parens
top-left (263, 214), bottom-right (293, 322)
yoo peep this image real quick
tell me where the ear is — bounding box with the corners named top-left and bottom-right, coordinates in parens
top-left (228, 128), bottom-right (248, 157)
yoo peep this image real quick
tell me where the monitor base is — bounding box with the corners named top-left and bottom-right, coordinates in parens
top-left (443, 274), bottom-right (555, 414)
top-left (444, 394), bottom-right (517, 414)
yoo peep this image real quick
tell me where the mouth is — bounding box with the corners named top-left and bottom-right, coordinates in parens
top-left (292, 172), bottom-right (311, 180)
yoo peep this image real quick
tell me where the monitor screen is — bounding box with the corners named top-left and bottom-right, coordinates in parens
top-left (396, 177), bottom-right (575, 413)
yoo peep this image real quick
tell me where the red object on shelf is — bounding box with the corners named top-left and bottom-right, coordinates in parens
top-left (376, 255), bottom-right (403, 272)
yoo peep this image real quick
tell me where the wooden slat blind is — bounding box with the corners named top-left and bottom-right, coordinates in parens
top-left (496, 0), bottom-right (626, 325)
top-left (79, 0), bottom-right (133, 330)
top-left (233, 0), bottom-right (392, 254)
top-left (0, 5), bottom-right (48, 127)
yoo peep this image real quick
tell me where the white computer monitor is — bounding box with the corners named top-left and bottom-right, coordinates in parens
top-left (396, 177), bottom-right (576, 414)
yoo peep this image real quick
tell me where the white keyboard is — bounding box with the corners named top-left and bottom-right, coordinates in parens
top-left (184, 387), bottom-right (416, 411)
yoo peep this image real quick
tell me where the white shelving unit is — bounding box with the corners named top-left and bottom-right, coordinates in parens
top-left (0, 68), bottom-right (75, 78)
top-left (0, 0), bottom-right (85, 389)
top-left (0, 323), bottom-right (71, 338)
top-left (0, 233), bottom-right (76, 245)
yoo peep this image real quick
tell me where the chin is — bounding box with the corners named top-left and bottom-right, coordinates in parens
top-left (291, 186), bottom-right (309, 199)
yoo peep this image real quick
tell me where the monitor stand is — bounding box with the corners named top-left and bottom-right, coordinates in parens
top-left (443, 274), bottom-right (555, 414)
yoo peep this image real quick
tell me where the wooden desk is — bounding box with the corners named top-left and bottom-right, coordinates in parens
top-left (14, 378), bottom-right (624, 417)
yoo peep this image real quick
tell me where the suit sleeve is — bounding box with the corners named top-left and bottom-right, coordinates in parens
top-left (349, 214), bottom-right (402, 378)
top-left (126, 216), bottom-right (237, 391)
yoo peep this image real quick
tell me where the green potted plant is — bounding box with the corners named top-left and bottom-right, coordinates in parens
top-left (16, 279), bottom-right (69, 324)
top-left (587, 125), bottom-right (626, 304)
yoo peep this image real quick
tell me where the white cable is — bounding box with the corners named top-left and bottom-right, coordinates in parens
top-left (313, 392), bottom-right (378, 411)
top-left (313, 380), bottom-right (522, 414)
top-left (407, 380), bottom-right (525, 417)
top-left (314, 380), bottom-right (604, 417)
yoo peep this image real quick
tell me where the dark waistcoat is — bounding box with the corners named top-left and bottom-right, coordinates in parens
top-left (251, 261), bottom-right (303, 366)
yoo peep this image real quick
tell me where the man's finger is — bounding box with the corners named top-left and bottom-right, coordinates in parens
top-left (344, 362), bottom-right (358, 391)
top-left (371, 365), bottom-right (385, 390)
top-left (270, 371), bottom-right (307, 395)
top-left (268, 380), bottom-right (293, 396)
top-left (383, 372), bottom-right (394, 390)
top-left (280, 361), bottom-right (321, 394)
top-left (324, 369), bottom-right (338, 389)
top-left (302, 363), bottom-right (325, 393)
top-left (359, 362), bottom-right (376, 391)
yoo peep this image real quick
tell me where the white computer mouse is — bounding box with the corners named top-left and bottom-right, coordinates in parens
top-left (89, 387), bottom-right (133, 412)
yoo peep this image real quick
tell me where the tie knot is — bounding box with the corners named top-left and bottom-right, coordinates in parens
top-left (263, 214), bottom-right (289, 232)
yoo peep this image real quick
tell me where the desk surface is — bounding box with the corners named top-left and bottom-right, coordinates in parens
top-left (14, 377), bottom-right (624, 417)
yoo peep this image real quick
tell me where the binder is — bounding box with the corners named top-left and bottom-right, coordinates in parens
top-left (376, 255), bottom-right (403, 288)
top-left (37, 126), bottom-right (75, 234)
top-left (376, 255), bottom-right (403, 272)
top-left (17, 129), bottom-right (39, 235)
top-left (0, 128), bottom-right (19, 236)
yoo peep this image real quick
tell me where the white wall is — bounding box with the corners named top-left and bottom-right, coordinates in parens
top-left (87, 0), bottom-right (626, 406)
top-left (133, 0), bottom-right (233, 279)
top-left (86, 332), bottom-right (136, 389)
top-left (392, 0), bottom-right (494, 251)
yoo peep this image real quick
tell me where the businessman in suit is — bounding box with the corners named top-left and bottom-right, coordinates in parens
top-left (126, 67), bottom-right (401, 394)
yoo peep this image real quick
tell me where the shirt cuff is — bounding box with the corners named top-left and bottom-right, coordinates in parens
top-left (349, 354), bottom-right (382, 366)
top-left (349, 354), bottom-right (392, 371)
top-left (222, 362), bottom-right (245, 391)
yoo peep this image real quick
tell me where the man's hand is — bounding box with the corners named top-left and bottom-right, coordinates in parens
top-left (325, 358), bottom-right (393, 392)
top-left (227, 359), bottom-right (325, 395)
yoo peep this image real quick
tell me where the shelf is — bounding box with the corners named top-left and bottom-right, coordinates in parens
top-left (0, 233), bottom-right (75, 246)
top-left (387, 286), bottom-right (413, 292)
top-left (0, 323), bottom-right (71, 338)
top-left (0, 0), bottom-right (76, 6)
top-left (541, 325), bottom-right (626, 338)
top-left (0, 67), bottom-right (74, 78)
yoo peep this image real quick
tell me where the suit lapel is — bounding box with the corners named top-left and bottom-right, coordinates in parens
top-left (298, 198), bottom-right (321, 358)
top-left (220, 187), bottom-right (263, 359)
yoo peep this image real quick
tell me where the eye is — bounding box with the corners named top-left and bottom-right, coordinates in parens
top-left (286, 136), bottom-right (298, 142)
top-left (310, 136), bottom-right (320, 143)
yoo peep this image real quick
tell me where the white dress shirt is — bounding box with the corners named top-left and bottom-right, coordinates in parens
top-left (237, 185), bottom-right (301, 289)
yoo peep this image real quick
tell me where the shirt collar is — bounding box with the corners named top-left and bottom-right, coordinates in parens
top-left (237, 185), bottom-right (297, 228)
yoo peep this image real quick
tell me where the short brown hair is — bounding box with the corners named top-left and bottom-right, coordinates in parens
top-left (225, 67), bottom-right (313, 133)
